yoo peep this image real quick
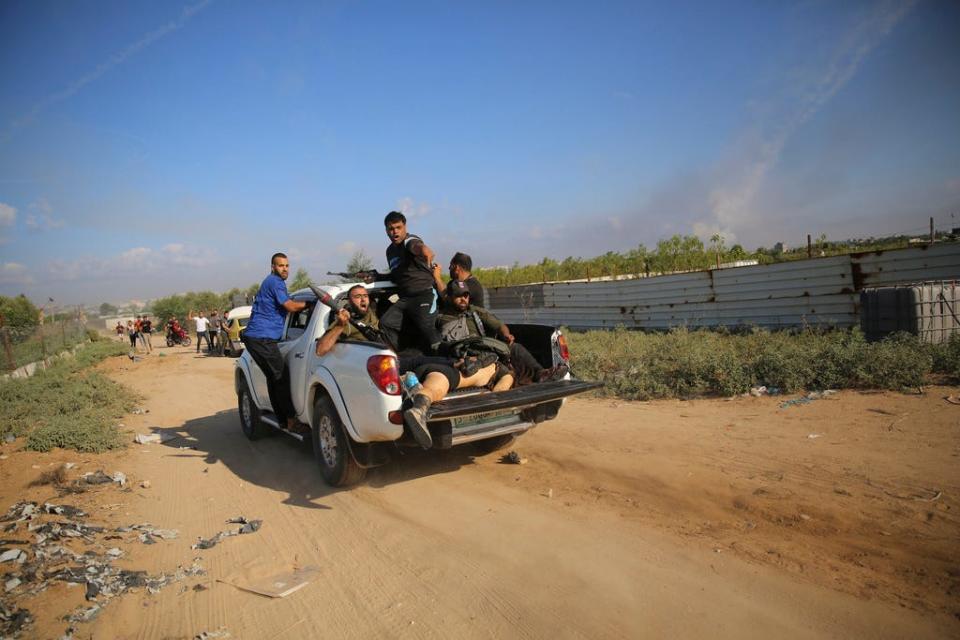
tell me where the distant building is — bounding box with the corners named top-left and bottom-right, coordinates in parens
top-left (773, 242), bottom-right (785, 254)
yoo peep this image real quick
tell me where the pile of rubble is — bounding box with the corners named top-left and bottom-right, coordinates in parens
top-left (0, 486), bottom-right (200, 638)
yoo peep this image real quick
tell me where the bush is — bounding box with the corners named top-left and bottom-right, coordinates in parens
top-left (0, 294), bottom-right (40, 332)
top-left (567, 326), bottom-right (947, 400)
top-left (932, 334), bottom-right (960, 379)
top-left (0, 341), bottom-right (136, 452)
top-left (859, 332), bottom-right (931, 389)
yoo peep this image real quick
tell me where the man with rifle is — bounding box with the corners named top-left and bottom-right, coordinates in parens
top-left (312, 283), bottom-right (508, 449)
top-left (380, 210), bottom-right (441, 354)
top-left (439, 280), bottom-right (568, 385)
top-left (314, 284), bottom-right (382, 356)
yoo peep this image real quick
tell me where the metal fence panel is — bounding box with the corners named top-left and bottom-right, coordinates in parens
top-left (487, 244), bottom-right (960, 330)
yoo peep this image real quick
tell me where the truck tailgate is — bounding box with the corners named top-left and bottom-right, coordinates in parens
top-left (428, 379), bottom-right (602, 419)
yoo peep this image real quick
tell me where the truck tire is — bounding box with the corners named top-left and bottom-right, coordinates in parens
top-left (312, 394), bottom-right (366, 487)
top-left (472, 434), bottom-right (517, 455)
top-left (238, 379), bottom-right (270, 440)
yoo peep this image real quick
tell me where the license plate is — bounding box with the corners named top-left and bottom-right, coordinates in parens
top-left (450, 408), bottom-right (520, 429)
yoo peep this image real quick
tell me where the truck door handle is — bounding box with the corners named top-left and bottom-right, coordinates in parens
top-left (294, 352), bottom-right (304, 359)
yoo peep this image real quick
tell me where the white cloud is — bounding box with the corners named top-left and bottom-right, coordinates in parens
top-left (336, 241), bottom-right (357, 255)
top-left (0, 203), bottom-right (15, 227)
top-left (0, 262), bottom-right (33, 286)
top-left (25, 214), bottom-right (65, 231)
top-left (396, 197), bottom-right (431, 219)
top-left (47, 243), bottom-right (218, 282)
top-left (23, 198), bottom-right (65, 231)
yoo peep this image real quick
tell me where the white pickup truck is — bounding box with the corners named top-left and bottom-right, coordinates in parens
top-left (234, 280), bottom-right (599, 486)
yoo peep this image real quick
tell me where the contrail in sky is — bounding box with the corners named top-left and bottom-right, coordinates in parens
top-left (706, 0), bottom-right (919, 235)
top-left (2, 0), bottom-right (215, 143)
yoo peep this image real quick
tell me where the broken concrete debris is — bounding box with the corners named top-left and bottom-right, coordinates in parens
top-left (81, 471), bottom-right (113, 485)
top-left (0, 602), bottom-right (31, 637)
top-left (192, 517), bottom-right (262, 550)
top-left (43, 503), bottom-right (86, 518)
top-left (0, 549), bottom-right (26, 564)
top-left (0, 496), bottom-right (194, 638)
top-left (134, 432), bottom-right (174, 445)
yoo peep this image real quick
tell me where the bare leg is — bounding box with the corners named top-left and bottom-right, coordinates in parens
top-left (492, 373), bottom-right (514, 392)
top-left (419, 372), bottom-right (451, 403)
top-left (458, 363), bottom-right (497, 388)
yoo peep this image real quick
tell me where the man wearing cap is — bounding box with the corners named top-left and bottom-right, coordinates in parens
top-left (433, 251), bottom-right (485, 308)
top-left (438, 281), bottom-right (567, 384)
top-left (380, 210), bottom-right (441, 353)
top-left (243, 252), bottom-right (308, 432)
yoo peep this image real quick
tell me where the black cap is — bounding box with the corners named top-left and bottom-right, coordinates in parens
top-left (447, 280), bottom-right (471, 298)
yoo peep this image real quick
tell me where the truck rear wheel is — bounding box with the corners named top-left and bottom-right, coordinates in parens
top-left (238, 380), bottom-right (270, 440)
top-left (312, 394), bottom-right (366, 487)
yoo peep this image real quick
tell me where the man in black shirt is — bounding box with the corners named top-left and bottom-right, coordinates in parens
top-left (433, 251), bottom-right (485, 308)
top-left (380, 211), bottom-right (441, 353)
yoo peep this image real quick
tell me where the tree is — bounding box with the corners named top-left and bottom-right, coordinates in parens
top-left (0, 294), bottom-right (41, 332)
top-left (290, 267), bottom-right (312, 291)
top-left (99, 302), bottom-right (118, 316)
top-left (346, 250), bottom-right (373, 274)
top-left (709, 234), bottom-right (725, 268)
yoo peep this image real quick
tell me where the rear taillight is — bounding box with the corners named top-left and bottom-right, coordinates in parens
top-left (557, 333), bottom-right (570, 362)
top-left (367, 355), bottom-right (400, 395)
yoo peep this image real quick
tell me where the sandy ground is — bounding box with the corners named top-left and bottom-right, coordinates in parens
top-left (1, 339), bottom-right (958, 639)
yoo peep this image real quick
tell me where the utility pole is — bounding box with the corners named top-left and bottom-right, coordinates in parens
top-left (0, 314), bottom-right (13, 372)
top-left (807, 234), bottom-right (812, 259)
top-left (930, 217), bottom-right (935, 243)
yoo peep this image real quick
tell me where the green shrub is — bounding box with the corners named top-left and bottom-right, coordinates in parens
top-left (567, 326), bottom-right (949, 400)
top-left (859, 332), bottom-right (931, 389)
top-left (0, 341), bottom-right (136, 452)
top-left (932, 334), bottom-right (960, 379)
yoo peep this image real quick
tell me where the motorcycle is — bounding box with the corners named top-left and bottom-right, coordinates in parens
top-left (165, 326), bottom-right (192, 347)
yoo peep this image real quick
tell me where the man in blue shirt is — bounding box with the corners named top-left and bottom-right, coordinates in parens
top-left (243, 252), bottom-right (308, 431)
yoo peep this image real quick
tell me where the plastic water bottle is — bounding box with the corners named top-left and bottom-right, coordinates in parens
top-left (402, 372), bottom-right (423, 397)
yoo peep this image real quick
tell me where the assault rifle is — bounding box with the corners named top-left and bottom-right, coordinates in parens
top-left (308, 283), bottom-right (395, 350)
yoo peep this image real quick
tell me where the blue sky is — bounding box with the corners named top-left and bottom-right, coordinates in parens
top-left (1, 0), bottom-right (958, 305)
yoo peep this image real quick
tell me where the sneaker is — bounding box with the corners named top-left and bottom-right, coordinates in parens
top-left (403, 395), bottom-right (433, 449)
top-left (537, 364), bottom-right (569, 383)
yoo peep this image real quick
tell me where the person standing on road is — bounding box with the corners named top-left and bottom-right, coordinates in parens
top-left (208, 310), bottom-right (222, 355)
top-left (188, 310), bottom-right (210, 353)
top-left (141, 315), bottom-right (154, 352)
top-left (380, 211), bottom-right (441, 353)
top-left (243, 252), bottom-right (308, 432)
top-left (126, 320), bottom-right (138, 350)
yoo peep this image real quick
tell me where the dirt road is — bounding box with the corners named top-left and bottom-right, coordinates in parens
top-left (2, 344), bottom-right (958, 638)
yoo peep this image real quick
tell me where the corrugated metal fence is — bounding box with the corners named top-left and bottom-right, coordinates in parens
top-left (486, 244), bottom-right (960, 330)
